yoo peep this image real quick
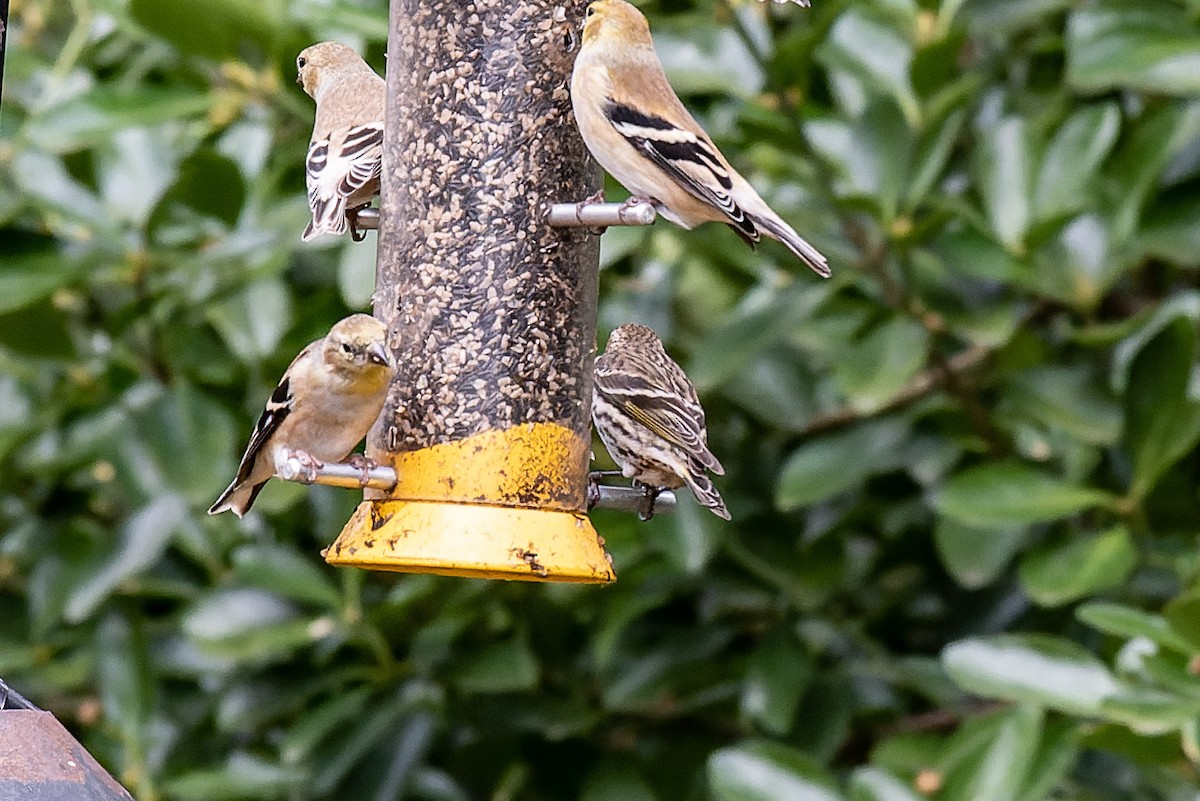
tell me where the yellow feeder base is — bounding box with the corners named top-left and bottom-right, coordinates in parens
top-left (324, 499), bottom-right (615, 583)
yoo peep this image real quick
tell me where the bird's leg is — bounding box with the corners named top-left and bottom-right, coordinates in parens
top-left (619, 195), bottom-right (656, 213)
top-left (347, 453), bottom-right (378, 488)
top-left (574, 189), bottom-right (606, 217)
top-left (346, 203), bottom-right (371, 242)
top-left (290, 449), bottom-right (326, 484)
top-left (633, 480), bottom-right (663, 522)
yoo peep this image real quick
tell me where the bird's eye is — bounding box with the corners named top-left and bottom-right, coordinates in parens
top-left (341, 343), bottom-right (353, 354)
top-left (297, 57), bottom-right (307, 69)
top-left (585, 6), bottom-right (595, 17)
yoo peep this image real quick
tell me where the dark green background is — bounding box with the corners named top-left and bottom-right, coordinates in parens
top-left (3, 0), bottom-right (1200, 798)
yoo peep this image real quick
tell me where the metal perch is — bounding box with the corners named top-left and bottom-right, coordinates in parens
top-left (548, 199), bottom-right (657, 228)
top-left (276, 456), bottom-right (398, 492)
top-left (275, 459), bottom-right (675, 515)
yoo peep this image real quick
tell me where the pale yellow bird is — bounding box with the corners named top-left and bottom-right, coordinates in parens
top-left (296, 42), bottom-right (386, 242)
top-left (209, 314), bottom-right (396, 518)
top-left (571, 0), bottom-right (829, 277)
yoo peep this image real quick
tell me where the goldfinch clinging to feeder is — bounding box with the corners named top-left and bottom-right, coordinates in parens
top-left (296, 41), bottom-right (386, 242)
top-left (209, 314), bottom-right (396, 518)
top-left (591, 324), bottom-right (730, 521)
top-left (570, 0), bottom-right (829, 277)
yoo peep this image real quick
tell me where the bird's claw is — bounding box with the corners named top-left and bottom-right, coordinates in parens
top-left (290, 449), bottom-right (325, 484)
top-left (634, 481), bottom-right (662, 522)
top-left (347, 204), bottom-right (371, 242)
top-left (575, 189), bottom-right (605, 214)
top-left (575, 190), bottom-right (607, 234)
top-left (587, 473), bottom-right (601, 510)
top-left (347, 453), bottom-right (378, 488)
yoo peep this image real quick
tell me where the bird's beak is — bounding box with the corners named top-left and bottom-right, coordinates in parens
top-left (368, 342), bottom-right (391, 367)
top-left (296, 73), bottom-right (304, 86)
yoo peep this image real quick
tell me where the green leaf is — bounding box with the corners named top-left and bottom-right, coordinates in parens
top-left (942, 634), bottom-right (1118, 714)
top-left (23, 87), bottom-right (215, 154)
top-left (776, 417), bottom-right (909, 510)
top-left (831, 315), bottom-right (928, 414)
top-left (231, 544), bottom-right (342, 610)
top-left (1002, 365), bottom-right (1122, 447)
top-left (741, 629), bottom-right (813, 736)
top-left (1018, 526), bottom-right (1138, 607)
top-left (65, 495), bottom-right (187, 623)
top-left (1033, 103), bottom-right (1121, 223)
top-left (933, 519), bottom-right (1026, 590)
top-left (208, 277), bottom-right (293, 362)
top-left (818, 8), bottom-right (919, 126)
top-left (844, 100), bottom-right (912, 221)
top-left (0, 253), bottom-right (77, 315)
top-left (1077, 602), bottom-right (1197, 654)
top-left (280, 687), bottom-right (373, 765)
top-left (1099, 686), bottom-right (1200, 733)
top-left (96, 612), bottom-right (153, 760)
top-left (452, 639), bottom-right (540, 694)
top-left (1119, 313), bottom-right (1200, 500)
top-left (904, 108), bottom-right (966, 211)
top-left (849, 768), bottom-right (924, 801)
top-left (1164, 591), bottom-right (1200, 652)
top-left (690, 284), bottom-right (827, 392)
top-left (655, 24), bottom-right (763, 97)
top-left (935, 461), bottom-right (1112, 527)
top-left (130, 0), bottom-right (282, 59)
top-left (938, 705), bottom-right (1042, 801)
top-left (708, 741), bottom-right (844, 801)
top-left (164, 753), bottom-right (299, 801)
top-left (1018, 718), bottom-right (1081, 801)
top-left (581, 761), bottom-right (658, 801)
top-left (163, 149), bottom-right (247, 227)
top-left (1141, 193), bottom-right (1200, 264)
top-left (974, 117), bottom-right (1033, 251)
top-left (1066, 1), bottom-right (1200, 95)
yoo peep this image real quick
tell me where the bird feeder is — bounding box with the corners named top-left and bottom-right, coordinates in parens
top-left (319, 0), bottom-right (663, 583)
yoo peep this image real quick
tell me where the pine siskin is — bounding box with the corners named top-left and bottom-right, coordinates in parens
top-left (592, 324), bottom-right (730, 520)
top-left (209, 314), bottom-right (396, 518)
top-left (570, 0), bottom-right (829, 277)
top-left (296, 41), bottom-right (386, 242)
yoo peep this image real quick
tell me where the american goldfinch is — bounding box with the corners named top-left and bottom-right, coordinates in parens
top-left (296, 42), bottom-right (386, 242)
top-left (592, 324), bottom-right (730, 521)
top-left (209, 314), bottom-right (396, 518)
top-left (571, 0), bottom-right (829, 277)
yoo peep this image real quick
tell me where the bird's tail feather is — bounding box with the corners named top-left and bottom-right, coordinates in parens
top-left (684, 472), bottom-right (731, 520)
top-left (302, 198), bottom-right (349, 242)
top-left (753, 214), bottom-right (830, 278)
top-left (207, 480), bottom-right (266, 518)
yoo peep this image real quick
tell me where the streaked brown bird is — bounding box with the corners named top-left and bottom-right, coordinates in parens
top-left (296, 41), bottom-right (386, 242)
top-left (591, 323), bottom-right (730, 520)
top-left (209, 314), bottom-right (396, 518)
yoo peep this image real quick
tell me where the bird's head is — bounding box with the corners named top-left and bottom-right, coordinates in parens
top-left (323, 314), bottom-right (396, 384)
top-left (606, 323), bottom-right (662, 353)
top-left (296, 41), bottom-right (364, 99)
top-left (581, 0), bottom-right (653, 49)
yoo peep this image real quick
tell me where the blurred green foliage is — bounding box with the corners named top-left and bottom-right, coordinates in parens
top-left (3, 0), bottom-right (1200, 799)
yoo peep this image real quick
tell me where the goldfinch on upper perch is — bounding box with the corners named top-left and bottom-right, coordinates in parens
top-left (209, 314), bottom-right (396, 518)
top-left (592, 324), bottom-right (730, 521)
top-left (570, 0), bottom-right (829, 277)
top-left (296, 42), bottom-right (386, 242)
